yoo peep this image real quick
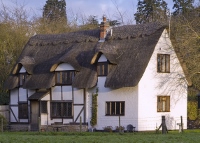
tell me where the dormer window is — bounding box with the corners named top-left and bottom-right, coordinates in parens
top-left (157, 54), bottom-right (170, 73)
top-left (97, 62), bottom-right (109, 76)
top-left (55, 71), bottom-right (75, 85)
top-left (19, 73), bottom-right (27, 87)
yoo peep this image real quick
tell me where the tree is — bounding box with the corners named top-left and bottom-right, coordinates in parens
top-left (134, 0), bottom-right (168, 24)
top-left (172, 0), bottom-right (194, 15)
top-left (170, 6), bottom-right (200, 93)
top-left (43, 0), bottom-right (67, 23)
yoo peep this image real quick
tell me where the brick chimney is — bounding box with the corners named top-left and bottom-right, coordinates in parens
top-left (99, 16), bottom-right (109, 41)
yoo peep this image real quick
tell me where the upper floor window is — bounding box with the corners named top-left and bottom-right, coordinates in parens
top-left (106, 101), bottom-right (125, 116)
top-left (157, 54), bottom-right (170, 73)
top-left (55, 71), bottom-right (75, 85)
top-left (19, 73), bottom-right (27, 87)
top-left (97, 62), bottom-right (109, 76)
top-left (157, 96), bottom-right (170, 112)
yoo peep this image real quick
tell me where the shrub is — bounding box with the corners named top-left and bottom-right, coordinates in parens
top-left (0, 114), bottom-right (8, 131)
top-left (103, 126), bottom-right (113, 132)
top-left (188, 101), bottom-right (198, 120)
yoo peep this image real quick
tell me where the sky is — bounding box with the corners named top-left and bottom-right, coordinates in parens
top-left (1, 0), bottom-right (199, 24)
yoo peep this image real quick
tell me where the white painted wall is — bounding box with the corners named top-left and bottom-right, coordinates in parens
top-left (138, 29), bottom-right (187, 131)
top-left (98, 54), bottom-right (107, 62)
top-left (88, 77), bottom-right (139, 131)
top-left (19, 88), bottom-right (27, 101)
top-left (10, 89), bottom-right (18, 104)
top-left (19, 66), bottom-right (26, 73)
top-left (55, 63), bottom-right (75, 71)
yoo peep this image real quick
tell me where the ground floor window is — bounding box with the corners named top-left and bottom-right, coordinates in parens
top-left (40, 101), bottom-right (47, 114)
top-left (18, 102), bottom-right (28, 119)
top-left (106, 101), bottom-right (125, 116)
top-left (157, 96), bottom-right (170, 112)
top-left (51, 101), bottom-right (73, 118)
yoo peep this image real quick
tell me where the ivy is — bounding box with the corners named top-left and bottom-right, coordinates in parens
top-left (90, 88), bottom-right (98, 127)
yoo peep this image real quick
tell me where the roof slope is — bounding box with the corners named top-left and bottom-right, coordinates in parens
top-left (4, 22), bottom-right (166, 89)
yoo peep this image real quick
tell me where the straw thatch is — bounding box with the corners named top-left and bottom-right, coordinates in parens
top-left (4, 22), bottom-right (166, 89)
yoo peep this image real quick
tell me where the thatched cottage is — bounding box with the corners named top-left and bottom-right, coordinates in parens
top-left (4, 17), bottom-right (188, 131)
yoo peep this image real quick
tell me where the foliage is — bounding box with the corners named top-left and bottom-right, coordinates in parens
top-left (0, 114), bottom-right (8, 131)
top-left (170, 6), bottom-right (200, 92)
top-left (103, 126), bottom-right (113, 132)
top-left (115, 126), bottom-right (125, 132)
top-left (43, 0), bottom-right (67, 23)
top-left (90, 88), bottom-right (98, 127)
top-left (172, 0), bottom-right (194, 15)
top-left (134, 0), bottom-right (168, 24)
top-left (0, 4), bottom-right (33, 105)
top-left (187, 101), bottom-right (198, 120)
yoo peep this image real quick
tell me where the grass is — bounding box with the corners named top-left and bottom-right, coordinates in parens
top-left (0, 130), bottom-right (200, 143)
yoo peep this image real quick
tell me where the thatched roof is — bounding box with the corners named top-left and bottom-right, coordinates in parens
top-left (4, 22), bottom-right (166, 90)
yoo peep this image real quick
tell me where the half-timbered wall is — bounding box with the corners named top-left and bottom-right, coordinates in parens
top-left (10, 66), bottom-right (34, 123)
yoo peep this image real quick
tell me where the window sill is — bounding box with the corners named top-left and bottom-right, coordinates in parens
top-left (105, 114), bottom-right (125, 116)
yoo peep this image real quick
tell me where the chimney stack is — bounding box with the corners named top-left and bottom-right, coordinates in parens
top-left (99, 16), bottom-right (109, 41)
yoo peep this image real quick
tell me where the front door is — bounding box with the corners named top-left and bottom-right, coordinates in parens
top-left (30, 101), bottom-right (39, 131)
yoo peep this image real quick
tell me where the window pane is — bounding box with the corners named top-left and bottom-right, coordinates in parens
top-left (157, 54), bottom-right (170, 73)
top-left (121, 102), bottom-right (125, 115)
top-left (116, 102), bottom-right (120, 115)
top-left (157, 96), bottom-right (170, 112)
top-left (41, 101), bottom-right (47, 113)
top-left (97, 63), bottom-right (108, 76)
top-left (106, 102), bottom-right (110, 115)
top-left (19, 103), bottom-right (28, 119)
top-left (111, 102), bottom-right (115, 115)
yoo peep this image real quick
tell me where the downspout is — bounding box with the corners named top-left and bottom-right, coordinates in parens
top-left (84, 88), bottom-right (87, 123)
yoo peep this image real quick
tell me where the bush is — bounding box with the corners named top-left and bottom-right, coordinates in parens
top-left (188, 101), bottom-right (198, 120)
top-left (0, 114), bottom-right (8, 131)
top-left (103, 126), bottom-right (113, 132)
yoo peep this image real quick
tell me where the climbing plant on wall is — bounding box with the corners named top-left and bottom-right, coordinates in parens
top-left (90, 88), bottom-right (98, 127)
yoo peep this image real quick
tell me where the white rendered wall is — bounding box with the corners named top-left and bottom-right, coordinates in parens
top-left (55, 63), bottom-right (75, 71)
top-left (19, 66), bottom-right (26, 73)
top-left (88, 77), bottom-right (139, 131)
top-left (98, 54), bottom-right (107, 62)
top-left (138, 29), bottom-right (187, 131)
top-left (10, 89), bottom-right (18, 104)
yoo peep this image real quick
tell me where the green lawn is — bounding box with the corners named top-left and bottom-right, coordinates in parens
top-left (0, 130), bottom-right (200, 143)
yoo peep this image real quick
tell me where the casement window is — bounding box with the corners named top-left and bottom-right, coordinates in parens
top-left (19, 73), bottom-right (27, 87)
top-left (106, 101), bottom-right (125, 116)
top-left (157, 96), bottom-right (170, 112)
top-left (97, 62), bottom-right (109, 76)
top-left (157, 54), bottom-right (170, 73)
top-left (18, 102), bottom-right (28, 119)
top-left (40, 101), bottom-right (47, 114)
top-left (51, 102), bottom-right (72, 118)
top-left (55, 71), bottom-right (75, 85)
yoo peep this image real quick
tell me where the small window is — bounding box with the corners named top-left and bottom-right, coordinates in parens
top-left (19, 73), bottom-right (27, 87)
top-left (97, 62), bottom-right (109, 76)
top-left (157, 54), bottom-right (170, 73)
top-left (55, 71), bottom-right (75, 85)
top-left (106, 101), bottom-right (125, 116)
top-left (51, 102), bottom-right (73, 118)
top-left (19, 102), bottom-right (28, 119)
top-left (157, 96), bottom-right (170, 112)
top-left (41, 101), bottom-right (47, 114)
